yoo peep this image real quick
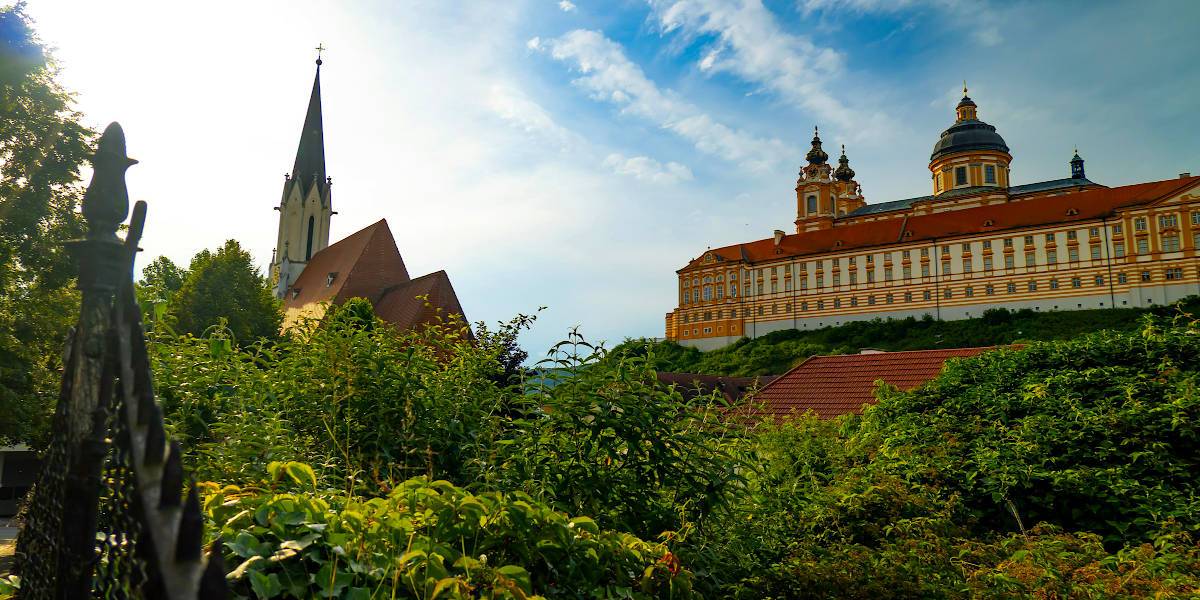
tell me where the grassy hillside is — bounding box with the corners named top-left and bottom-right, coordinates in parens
top-left (612, 296), bottom-right (1200, 376)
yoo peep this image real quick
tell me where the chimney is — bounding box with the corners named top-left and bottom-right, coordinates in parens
top-left (773, 230), bottom-right (785, 246)
top-left (1181, 172), bottom-right (1192, 178)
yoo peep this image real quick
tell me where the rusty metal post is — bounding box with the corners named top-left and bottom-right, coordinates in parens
top-left (57, 122), bottom-right (138, 598)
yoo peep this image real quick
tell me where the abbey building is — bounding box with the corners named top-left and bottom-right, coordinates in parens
top-left (270, 56), bottom-right (465, 330)
top-left (668, 90), bottom-right (1199, 349)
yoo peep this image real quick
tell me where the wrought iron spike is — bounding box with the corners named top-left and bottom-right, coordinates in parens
top-left (82, 122), bottom-right (138, 242)
top-left (145, 403), bottom-right (166, 465)
top-left (160, 441), bottom-right (183, 507)
top-left (199, 538), bottom-right (230, 599)
top-left (176, 484), bottom-right (204, 562)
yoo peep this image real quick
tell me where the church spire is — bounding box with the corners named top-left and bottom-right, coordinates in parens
top-left (291, 49), bottom-right (326, 194)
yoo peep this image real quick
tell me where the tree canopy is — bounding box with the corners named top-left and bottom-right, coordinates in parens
top-left (166, 239), bottom-right (281, 343)
top-left (0, 2), bottom-right (93, 446)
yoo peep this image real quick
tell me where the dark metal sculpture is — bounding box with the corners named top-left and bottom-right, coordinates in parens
top-left (13, 123), bottom-right (227, 599)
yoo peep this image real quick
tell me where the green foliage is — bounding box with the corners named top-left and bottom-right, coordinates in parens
top-left (0, 2), bottom-right (93, 446)
top-left (167, 239), bottom-right (281, 344)
top-left (488, 331), bottom-right (744, 540)
top-left (615, 296), bottom-right (1200, 376)
top-left (204, 466), bottom-right (694, 599)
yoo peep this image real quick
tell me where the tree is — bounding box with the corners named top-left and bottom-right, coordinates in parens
top-left (167, 240), bottom-right (282, 343)
top-left (0, 3), bottom-right (94, 446)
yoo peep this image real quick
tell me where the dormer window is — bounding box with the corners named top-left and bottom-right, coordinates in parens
top-left (983, 219), bottom-right (994, 227)
top-left (326, 272), bottom-right (338, 287)
top-left (1066, 208), bottom-right (1079, 216)
top-left (904, 230), bottom-right (913, 238)
top-left (291, 288), bottom-right (301, 300)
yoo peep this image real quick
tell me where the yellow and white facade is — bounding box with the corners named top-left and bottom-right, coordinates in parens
top-left (668, 92), bottom-right (1200, 349)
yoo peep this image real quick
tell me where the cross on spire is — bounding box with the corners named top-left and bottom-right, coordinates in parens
top-left (315, 43), bottom-right (326, 65)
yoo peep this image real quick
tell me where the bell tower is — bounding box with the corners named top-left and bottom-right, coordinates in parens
top-left (272, 48), bottom-right (334, 299)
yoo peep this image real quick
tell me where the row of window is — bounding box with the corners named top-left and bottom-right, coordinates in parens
top-left (677, 268), bottom-right (1192, 323)
top-left (681, 230), bottom-right (1200, 305)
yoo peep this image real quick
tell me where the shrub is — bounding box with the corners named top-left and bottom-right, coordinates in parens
top-left (204, 463), bottom-right (694, 599)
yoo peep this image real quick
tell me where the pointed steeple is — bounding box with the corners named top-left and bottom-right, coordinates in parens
top-left (834, 144), bottom-right (855, 181)
top-left (805, 126), bottom-right (828, 165)
top-left (291, 54), bottom-right (326, 195)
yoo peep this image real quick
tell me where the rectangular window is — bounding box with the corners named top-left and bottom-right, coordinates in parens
top-left (1045, 233), bottom-right (1056, 242)
top-left (961, 243), bottom-right (971, 252)
top-left (1071, 277), bottom-right (1082, 288)
top-left (1162, 234), bottom-right (1180, 252)
top-left (1159, 214), bottom-right (1178, 228)
top-left (984, 165), bottom-right (996, 183)
top-left (1004, 238), bottom-right (1014, 248)
top-left (800, 278), bottom-right (808, 290)
top-left (942, 245), bottom-right (951, 255)
top-left (1166, 267), bottom-right (1184, 280)
top-left (1067, 230), bottom-right (1078, 240)
top-left (884, 268), bottom-right (893, 281)
top-left (921, 248), bottom-right (930, 258)
top-left (965, 286), bottom-right (974, 297)
top-left (1136, 238), bottom-right (1149, 254)
top-left (983, 257), bottom-right (993, 270)
top-left (716, 286), bottom-right (724, 299)
top-left (1118, 272), bottom-right (1127, 284)
top-left (867, 295), bottom-right (875, 305)
top-left (850, 272), bottom-right (858, 285)
top-left (816, 300), bottom-right (824, 310)
top-left (886, 294), bottom-right (894, 304)
top-left (1090, 245), bottom-right (1101, 260)
top-left (986, 284), bottom-right (994, 295)
top-left (923, 290), bottom-right (932, 301)
top-left (807, 195), bottom-right (817, 213)
top-left (1194, 232), bottom-right (1200, 249)
top-left (867, 271), bottom-right (875, 283)
top-left (1047, 250), bottom-right (1058, 264)
top-left (816, 275), bottom-right (824, 287)
top-left (1028, 281), bottom-right (1038, 292)
top-left (905, 292), bottom-right (913, 302)
top-left (1193, 211), bottom-right (1200, 225)
top-left (903, 265), bottom-right (912, 279)
top-left (1005, 254), bottom-right (1015, 269)
top-left (1006, 282), bottom-right (1017, 293)
top-left (1094, 275), bottom-right (1104, 286)
top-left (1135, 217), bottom-right (1148, 231)
top-left (1025, 251), bottom-right (1036, 266)
top-left (1113, 224), bottom-right (1123, 234)
top-left (833, 299), bottom-right (841, 308)
top-left (963, 260), bottom-right (973, 273)
top-left (955, 166), bottom-right (967, 185)
top-left (943, 288), bottom-right (953, 299)
top-left (1141, 270), bottom-right (1152, 282)
top-left (1024, 235), bottom-right (1035, 245)
top-left (941, 260), bottom-right (951, 274)
top-left (1068, 247), bottom-right (1079, 262)
top-left (850, 297), bottom-right (858, 307)
top-left (1050, 279), bottom-right (1059, 290)
top-left (1089, 227), bottom-right (1100, 237)
top-left (833, 274), bottom-right (841, 286)
top-left (921, 264), bottom-right (931, 277)
top-left (1114, 244), bottom-right (1126, 258)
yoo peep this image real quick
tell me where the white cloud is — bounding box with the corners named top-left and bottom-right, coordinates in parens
top-left (797, 0), bottom-right (1004, 47)
top-left (647, 0), bottom-right (893, 141)
top-left (539, 29), bottom-right (789, 171)
top-left (526, 36), bottom-right (542, 50)
top-left (486, 84), bottom-right (576, 148)
top-left (603, 153), bottom-right (693, 183)
top-left (558, 0), bottom-right (577, 12)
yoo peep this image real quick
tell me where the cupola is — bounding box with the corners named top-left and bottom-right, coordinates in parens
top-left (929, 84), bottom-right (1012, 196)
top-left (834, 144), bottom-right (856, 181)
top-left (1070, 148), bottom-right (1086, 179)
top-left (805, 126), bottom-right (829, 165)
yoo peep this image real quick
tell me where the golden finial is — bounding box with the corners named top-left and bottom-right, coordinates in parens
top-left (963, 80), bottom-right (968, 96)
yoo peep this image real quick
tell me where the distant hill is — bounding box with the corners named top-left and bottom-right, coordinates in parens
top-left (611, 297), bottom-right (1200, 377)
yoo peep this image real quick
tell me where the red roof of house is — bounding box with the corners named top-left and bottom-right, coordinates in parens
top-left (743, 347), bottom-right (996, 420)
top-left (284, 219), bottom-right (465, 331)
top-left (683, 176), bottom-right (1200, 272)
top-left (657, 372), bottom-right (777, 404)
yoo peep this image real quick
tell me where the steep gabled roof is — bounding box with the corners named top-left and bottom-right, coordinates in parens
top-left (745, 347), bottom-right (996, 420)
top-left (284, 219), bottom-right (410, 309)
top-left (657, 372), bottom-right (776, 404)
top-left (683, 175), bottom-right (1200, 272)
top-left (373, 270), bottom-right (467, 332)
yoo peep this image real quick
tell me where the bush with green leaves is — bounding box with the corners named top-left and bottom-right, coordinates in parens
top-left (204, 462), bottom-right (694, 599)
top-left (487, 331), bottom-right (744, 541)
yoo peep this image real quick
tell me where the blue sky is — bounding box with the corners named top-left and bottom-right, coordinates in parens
top-left (26, 0), bottom-right (1200, 358)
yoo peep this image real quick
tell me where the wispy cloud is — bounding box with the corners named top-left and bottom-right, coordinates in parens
top-left (797, 0), bottom-right (1003, 47)
top-left (486, 83), bottom-right (577, 149)
top-left (647, 0), bottom-right (895, 141)
top-left (603, 153), bottom-right (693, 183)
top-left (558, 0), bottom-right (577, 12)
top-left (537, 29), bottom-right (789, 171)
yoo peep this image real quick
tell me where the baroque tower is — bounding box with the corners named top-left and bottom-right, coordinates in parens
top-left (795, 127), bottom-right (865, 232)
top-left (271, 53), bottom-right (334, 299)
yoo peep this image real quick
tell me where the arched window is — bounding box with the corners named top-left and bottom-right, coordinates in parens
top-left (305, 216), bottom-right (315, 260)
top-left (807, 195), bottom-right (817, 214)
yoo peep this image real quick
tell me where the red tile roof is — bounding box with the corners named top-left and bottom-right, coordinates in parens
top-left (684, 176), bottom-right (1200, 272)
top-left (284, 219), bottom-right (465, 331)
top-left (743, 347), bottom-right (996, 420)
